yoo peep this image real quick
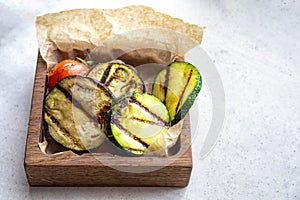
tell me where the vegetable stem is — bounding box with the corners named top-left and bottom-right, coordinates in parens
top-left (76, 57), bottom-right (93, 67)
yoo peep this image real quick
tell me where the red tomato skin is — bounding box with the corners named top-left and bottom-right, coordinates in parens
top-left (47, 59), bottom-right (89, 90)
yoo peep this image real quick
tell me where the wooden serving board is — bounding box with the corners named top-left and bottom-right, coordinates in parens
top-left (24, 53), bottom-right (193, 187)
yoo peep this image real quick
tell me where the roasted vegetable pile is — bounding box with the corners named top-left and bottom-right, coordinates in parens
top-left (44, 59), bottom-right (202, 155)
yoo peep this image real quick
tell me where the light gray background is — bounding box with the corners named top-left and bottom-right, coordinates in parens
top-left (0, 0), bottom-right (299, 199)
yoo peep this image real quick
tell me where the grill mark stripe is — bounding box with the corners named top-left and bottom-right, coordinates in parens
top-left (111, 120), bottom-right (150, 148)
top-left (93, 62), bottom-right (144, 95)
top-left (44, 110), bottom-right (79, 145)
top-left (104, 66), bottom-right (123, 86)
top-left (175, 69), bottom-right (193, 113)
top-left (125, 148), bottom-right (144, 154)
top-left (90, 134), bottom-right (101, 138)
top-left (100, 63), bottom-right (114, 84)
top-left (130, 117), bottom-right (166, 127)
top-left (105, 76), bottom-right (115, 87)
top-left (163, 67), bottom-right (170, 104)
top-left (56, 84), bottom-right (100, 126)
top-left (105, 67), bottom-right (130, 86)
top-left (129, 97), bottom-right (169, 127)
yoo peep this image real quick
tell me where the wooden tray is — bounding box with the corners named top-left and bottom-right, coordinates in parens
top-left (24, 53), bottom-right (193, 187)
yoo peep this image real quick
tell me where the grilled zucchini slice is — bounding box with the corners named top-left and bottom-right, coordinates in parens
top-left (44, 76), bottom-right (113, 151)
top-left (88, 60), bottom-right (145, 98)
top-left (152, 62), bottom-right (202, 125)
top-left (108, 93), bottom-right (170, 155)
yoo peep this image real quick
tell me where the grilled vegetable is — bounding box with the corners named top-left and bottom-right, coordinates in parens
top-left (47, 59), bottom-right (90, 90)
top-left (88, 60), bottom-right (145, 98)
top-left (44, 76), bottom-right (113, 151)
top-left (152, 62), bottom-right (202, 125)
top-left (108, 93), bottom-right (170, 155)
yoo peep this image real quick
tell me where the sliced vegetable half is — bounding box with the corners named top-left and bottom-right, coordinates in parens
top-left (44, 76), bottom-right (113, 151)
top-left (108, 93), bottom-right (170, 155)
top-left (152, 61), bottom-right (202, 125)
top-left (47, 59), bottom-right (90, 90)
top-left (88, 60), bottom-right (145, 98)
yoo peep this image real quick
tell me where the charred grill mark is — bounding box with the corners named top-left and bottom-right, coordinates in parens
top-left (104, 67), bottom-right (125, 87)
top-left (56, 84), bottom-right (72, 101)
top-left (71, 81), bottom-right (110, 126)
top-left (110, 62), bottom-right (138, 73)
top-left (111, 120), bottom-right (149, 148)
top-left (132, 136), bottom-right (149, 148)
top-left (130, 117), bottom-right (168, 128)
top-left (175, 69), bottom-right (193, 113)
top-left (125, 148), bottom-right (144, 154)
top-left (104, 75), bottom-right (117, 87)
top-left (105, 76), bottom-right (115, 87)
top-left (90, 134), bottom-right (100, 138)
top-left (95, 104), bottom-right (110, 125)
top-left (104, 73), bottom-right (116, 87)
top-left (129, 97), bottom-right (169, 127)
top-left (56, 84), bottom-right (99, 126)
top-left (44, 111), bottom-right (78, 145)
top-left (163, 67), bottom-right (170, 104)
top-left (100, 63), bottom-right (114, 84)
top-left (74, 82), bottom-right (94, 93)
top-left (95, 84), bottom-right (113, 123)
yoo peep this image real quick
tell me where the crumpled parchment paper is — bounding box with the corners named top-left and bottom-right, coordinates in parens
top-left (36, 5), bottom-right (203, 156)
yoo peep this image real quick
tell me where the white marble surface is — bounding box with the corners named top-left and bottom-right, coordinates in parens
top-left (0, 0), bottom-right (299, 199)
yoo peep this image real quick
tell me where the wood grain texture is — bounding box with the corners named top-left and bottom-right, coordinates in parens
top-left (24, 52), bottom-right (193, 187)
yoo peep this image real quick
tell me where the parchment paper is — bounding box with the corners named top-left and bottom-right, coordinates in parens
top-left (36, 5), bottom-right (204, 156)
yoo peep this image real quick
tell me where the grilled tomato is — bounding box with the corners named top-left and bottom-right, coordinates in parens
top-left (47, 59), bottom-right (90, 90)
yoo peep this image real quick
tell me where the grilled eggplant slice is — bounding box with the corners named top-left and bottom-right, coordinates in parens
top-left (152, 62), bottom-right (202, 125)
top-left (88, 60), bottom-right (145, 98)
top-left (108, 93), bottom-right (170, 155)
top-left (44, 76), bottom-right (113, 151)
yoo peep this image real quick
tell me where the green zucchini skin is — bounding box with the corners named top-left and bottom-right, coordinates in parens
top-left (107, 93), bottom-right (170, 155)
top-left (44, 76), bottom-right (114, 151)
top-left (88, 60), bottom-right (145, 98)
top-left (152, 61), bottom-right (202, 125)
